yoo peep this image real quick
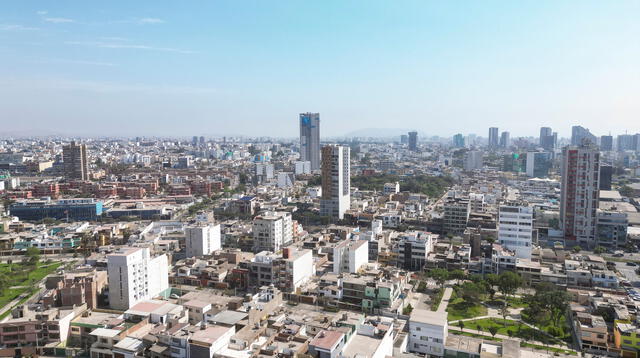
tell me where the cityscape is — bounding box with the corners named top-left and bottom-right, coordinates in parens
top-left (2, 2), bottom-right (640, 358)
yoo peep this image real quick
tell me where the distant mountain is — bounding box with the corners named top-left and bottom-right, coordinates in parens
top-left (343, 128), bottom-right (416, 138)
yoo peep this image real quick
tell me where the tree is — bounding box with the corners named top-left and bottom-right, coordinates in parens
top-left (593, 246), bottom-right (606, 254)
top-left (500, 305), bottom-right (509, 324)
top-left (25, 247), bottom-right (40, 266)
top-left (459, 282), bottom-right (485, 305)
top-left (428, 268), bottom-right (449, 288)
top-left (507, 329), bottom-right (514, 338)
top-left (497, 271), bottom-right (522, 302)
top-left (488, 325), bottom-right (499, 338)
top-left (403, 304), bottom-right (413, 315)
top-left (572, 246), bottom-right (581, 253)
top-left (450, 269), bottom-right (465, 285)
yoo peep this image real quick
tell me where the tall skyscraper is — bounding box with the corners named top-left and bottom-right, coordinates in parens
top-left (571, 125), bottom-right (596, 146)
top-left (488, 127), bottom-right (499, 148)
top-left (499, 131), bottom-right (510, 148)
top-left (299, 113), bottom-right (321, 171)
top-left (320, 145), bottom-right (350, 220)
top-left (525, 151), bottom-right (552, 178)
top-left (408, 131), bottom-right (418, 151)
top-left (540, 127), bottom-right (556, 150)
top-left (62, 141), bottom-right (89, 180)
top-left (540, 127), bottom-right (552, 140)
top-left (600, 135), bottom-right (613, 151)
top-left (561, 142), bottom-right (601, 247)
top-left (617, 134), bottom-right (635, 151)
top-left (453, 133), bottom-right (465, 148)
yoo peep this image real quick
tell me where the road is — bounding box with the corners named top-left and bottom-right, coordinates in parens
top-left (615, 261), bottom-right (640, 287)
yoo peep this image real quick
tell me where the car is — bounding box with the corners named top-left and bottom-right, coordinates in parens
top-left (626, 262), bottom-right (638, 266)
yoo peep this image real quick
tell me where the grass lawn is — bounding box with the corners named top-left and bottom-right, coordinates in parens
top-left (485, 296), bottom-right (528, 308)
top-left (465, 318), bottom-right (566, 345)
top-left (447, 291), bottom-right (487, 321)
top-left (521, 342), bottom-right (578, 355)
top-left (431, 288), bottom-right (444, 311)
top-left (0, 261), bottom-right (62, 314)
top-left (521, 311), bottom-right (573, 344)
top-left (449, 330), bottom-right (502, 341)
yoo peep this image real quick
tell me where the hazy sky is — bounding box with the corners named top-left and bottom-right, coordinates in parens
top-left (1, 1), bottom-right (639, 138)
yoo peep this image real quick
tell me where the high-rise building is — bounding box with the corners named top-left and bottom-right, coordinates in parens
top-left (252, 211), bottom-right (293, 253)
top-left (408, 131), bottom-right (418, 151)
top-left (62, 141), bottom-right (89, 180)
top-left (332, 239), bottom-right (368, 274)
top-left (571, 125), bottom-right (596, 146)
top-left (617, 134), bottom-right (636, 151)
top-left (488, 127), bottom-right (499, 148)
top-left (107, 247), bottom-right (169, 310)
top-left (498, 204), bottom-right (534, 259)
top-left (320, 145), bottom-right (350, 219)
top-left (540, 127), bottom-right (556, 150)
top-left (394, 231), bottom-right (435, 271)
top-left (561, 143), bottom-right (601, 247)
top-left (525, 151), bottom-right (552, 178)
top-left (299, 112), bottom-right (321, 171)
top-left (499, 131), bottom-right (510, 148)
top-left (599, 164), bottom-right (613, 190)
top-left (192, 136), bottom-right (199, 146)
top-left (452, 133), bottom-right (465, 148)
top-left (600, 135), bottom-right (613, 151)
top-left (443, 197), bottom-right (470, 235)
top-left (185, 223), bottom-right (221, 258)
top-left (463, 150), bottom-right (483, 171)
top-left (400, 134), bottom-right (408, 144)
top-left (540, 127), bottom-right (552, 141)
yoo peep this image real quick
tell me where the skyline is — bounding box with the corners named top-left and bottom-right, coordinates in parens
top-left (2, 1), bottom-right (640, 137)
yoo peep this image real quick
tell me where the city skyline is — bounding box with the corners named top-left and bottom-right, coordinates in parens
top-left (1, 1), bottom-right (640, 137)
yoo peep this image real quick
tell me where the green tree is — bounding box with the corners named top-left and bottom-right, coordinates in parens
top-left (593, 246), bottom-right (606, 254)
top-left (572, 246), bottom-right (581, 253)
top-left (459, 281), bottom-right (485, 305)
top-left (497, 271), bottom-right (522, 302)
top-left (403, 304), bottom-right (413, 315)
top-left (488, 325), bottom-right (499, 338)
top-left (450, 269), bottom-right (465, 285)
top-left (428, 268), bottom-right (449, 288)
top-left (26, 247), bottom-right (40, 266)
top-left (500, 305), bottom-right (509, 324)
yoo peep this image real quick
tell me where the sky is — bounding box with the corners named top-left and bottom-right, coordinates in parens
top-left (1, 1), bottom-right (639, 138)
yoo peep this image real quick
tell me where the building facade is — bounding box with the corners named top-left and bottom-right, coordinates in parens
top-left (300, 112), bottom-right (321, 171)
top-left (561, 143), bottom-right (601, 247)
top-left (320, 145), bottom-right (350, 220)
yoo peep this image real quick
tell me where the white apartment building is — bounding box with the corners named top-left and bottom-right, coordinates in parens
top-left (408, 309), bottom-right (447, 357)
top-left (185, 223), bottom-right (221, 258)
top-left (252, 211), bottom-right (293, 253)
top-left (249, 248), bottom-right (313, 292)
top-left (394, 231), bottom-right (436, 271)
top-left (498, 204), bottom-right (534, 259)
top-left (383, 182), bottom-right (400, 194)
top-left (107, 247), bottom-right (169, 310)
top-left (277, 172), bottom-right (295, 188)
top-left (294, 160), bottom-right (311, 175)
top-left (320, 145), bottom-right (350, 220)
top-left (333, 239), bottom-right (368, 274)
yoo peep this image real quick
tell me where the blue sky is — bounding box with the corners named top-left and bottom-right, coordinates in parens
top-left (1, 1), bottom-right (639, 138)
